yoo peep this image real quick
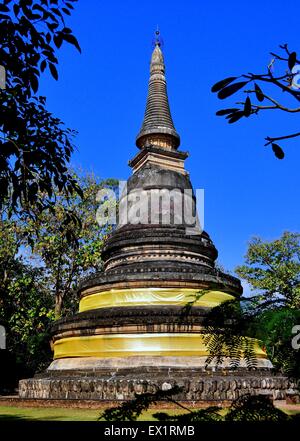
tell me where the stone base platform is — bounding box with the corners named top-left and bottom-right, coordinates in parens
top-left (19, 367), bottom-right (299, 402)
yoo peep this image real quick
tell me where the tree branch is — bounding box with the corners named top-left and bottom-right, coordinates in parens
top-left (264, 131), bottom-right (300, 146)
top-left (243, 90), bottom-right (300, 112)
top-left (243, 73), bottom-right (300, 102)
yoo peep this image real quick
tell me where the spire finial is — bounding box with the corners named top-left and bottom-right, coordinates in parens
top-left (136, 32), bottom-right (180, 150)
top-left (155, 26), bottom-right (161, 46)
top-left (152, 26), bottom-right (164, 49)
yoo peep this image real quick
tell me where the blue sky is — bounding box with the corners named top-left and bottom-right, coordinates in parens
top-left (38, 0), bottom-right (300, 276)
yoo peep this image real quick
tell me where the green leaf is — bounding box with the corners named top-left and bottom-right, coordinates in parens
top-left (254, 83), bottom-right (264, 102)
top-left (271, 143), bottom-right (285, 159)
top-left (211, 77), bottom-right (237, 93)
top-left (244, 96), bottom-right (251, 117)
top-left (288, 52), bottom-right (297, 71)
top-left (217, 81), bottom-right (248, 100)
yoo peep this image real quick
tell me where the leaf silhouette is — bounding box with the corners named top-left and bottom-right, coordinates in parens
top-left (216, 108), bottom-right (239, 116)
top-left (288, 52), bottom-right (297, 71)
top-left (211, 77), bottom-right (237, 93)
top-left (244, 96), bottom-right (251, 117)
top-left (254, 83), bottom-right (264, 102)
top-left (49, 63), bottom-right (58, 80)
top-left (228, 111), bottom-right (244, 123)
top-left (272, 143), bottom-right (285, 159)
top-left (62, 33), bottom-right (81, 53)
top-left (218, 81), bottom-right (248, 99)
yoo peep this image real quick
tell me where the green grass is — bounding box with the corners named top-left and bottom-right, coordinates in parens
top-left (0, 406), bottom-right (188, 421)
top-left (0, 406), bottom-right (100, 421)
top-left (0, 405), bottom-right (299, 421)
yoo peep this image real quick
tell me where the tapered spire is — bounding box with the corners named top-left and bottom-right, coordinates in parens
top-left (136, 32), bottom-right (180, 149)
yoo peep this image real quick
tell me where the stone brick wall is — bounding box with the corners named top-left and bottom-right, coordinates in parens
top-left (19, 375), bottom-right (298, 402)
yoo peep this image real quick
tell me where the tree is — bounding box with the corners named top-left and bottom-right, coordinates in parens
top-left (224, 394), bottom-right (288, 422)
top-left (99, 386), bottom-right (183, 422)
top-left (100, 386), bottom-right (290, 422)
top-left (25, 171), bottom-right (117, 318)
top-left (0, 218), bottom-right (22, 289)
top-left (236, 232), bottom-right (300, 309)
top-left (202, 232), bottom-right (300, 377)
top-left (0, 221), bottom-right (54, 377)
top-left (254, 308), bottom-right (300, 379)
top-left (0, 261), bottom-right (54, 375)
top-left (0, 0), bottom-right (82, 217)
top-left (211, 44), bottom-right (300, 159)
top-left (0, 169), bottom-right (118, 380)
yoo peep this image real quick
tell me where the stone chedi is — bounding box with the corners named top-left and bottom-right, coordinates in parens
top-left (20, 39), bottom-right (295, 401)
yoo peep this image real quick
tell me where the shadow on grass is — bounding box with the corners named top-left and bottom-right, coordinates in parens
top-left (0, 413), bottom-right (69, 421)
top-left (0, 414), bottom-right (27, 421)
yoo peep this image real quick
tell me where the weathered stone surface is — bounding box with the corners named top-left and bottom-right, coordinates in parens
top-left (19, 371), bottom-right (299, 402)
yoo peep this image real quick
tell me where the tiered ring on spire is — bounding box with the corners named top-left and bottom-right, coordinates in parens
top-left (136, 42), bottom-right (180, 149)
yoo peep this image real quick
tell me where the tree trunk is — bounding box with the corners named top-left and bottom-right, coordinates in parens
top-left (55, 294), bottom-right (63, 319)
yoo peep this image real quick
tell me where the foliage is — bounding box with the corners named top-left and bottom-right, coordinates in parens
top-left (254, 308), bottom-right (300, 379)
top-left (179, 289), bottom-right (207, 320)
top-left (201, 232), bottom-right (300, 376)
top-left (0, 169), bottom-right (118, 378)
top-left (100, 387), bottom-right (291, 422)
top-left (0, 262), bottom-right (54, 374)
top-left (202, 299), bottom-right (258, 369)
top-left (0, 0), bottom-right (82, 217)
top-left (153, 407), bottom-right (222, 422)
top-left (236, 232), bottom-right (300, 309)
top-left (21, 171), bottom-right (118, 318)
top-left (225, 394), bottom-right (288, 422)
top-left (0, 218), bottom-right (21, 286)
top-left (99, 386), bottom-right (184, 421)
top-left (211, 44), bottom-right (300, 158)
top-left (0, 220), bottom-right (54, 376)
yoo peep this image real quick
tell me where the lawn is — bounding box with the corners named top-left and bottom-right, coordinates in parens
top-left (0, 406), bottom-right (189, 421)
top-left (0, 405), bottom-right (299, 421)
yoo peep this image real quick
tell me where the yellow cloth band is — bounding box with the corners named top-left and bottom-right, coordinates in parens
top-left (53, 333), bottom-right (267, 360)
top-left (79, 288), bottom-right (235, 313)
